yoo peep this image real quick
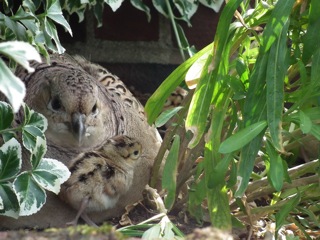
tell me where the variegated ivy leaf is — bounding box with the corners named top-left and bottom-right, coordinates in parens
top-left (32, 158), bottom-right (70, 194)
top-left (0, 41), bottom-right (41, 72)
top-left (46, 0), bottom-right (72, 36)
top-left (0, 183), bottom-right (20, 219)
top-left (23, 103), bottom-right (48, 132)
top-left (174, 0), bottom-right (198, 22)
top-left (0, 59), bottom-right (25, 113)
top-left (13, 171), bottom-right (46, 216)
top-left (22, 125), bottom-right (45, 152)
top-left (130, 0), bottom-right (151, 22)
top-left (30, 136), bottom-right (47, 169)
top-left (152, 0), bottom-right (169, 18)
top-left (0, 138), bottom-right (22, 182)
top-left (22, 104), bottom-right (47, 152)
top-left (0, 101), bottom-right (14, 131)
top-left (0, 41), bottom-right (41, 112)
top-left (199, 0), bottom-right (224, 12)
top-left (104, 0), bottom-right (124, 12)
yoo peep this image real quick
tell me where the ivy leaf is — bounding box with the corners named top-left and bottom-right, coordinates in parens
top-left (104, 0), bottom-right (124, 12)
top-left (0, 13), bottom-right (27, 41)
top-left (0, 138), bottom-right (22, 182)
top-left (0, 41), bottom-right (41, 72)
top-left (0, 101), bottom-right (14, 131)
top-left (22, 104), bottom-right (47, 152)
top-left (36, 158), bottom-right (71, 193)
top-left (32, 170), bottom-right (59, 194)
top-left (0, 59), bottom-right (25, 113)
top-left (130, 0), bottom-right (151, 22)
top-left (43, 17), bottom-right (65, 53)
top-left (30, 137), bottom-right (47, 169)
top-left (22, 126), bottom-right (45, 152)
top-left (0, 183), bottom-right (20, 218)
top-left (199, 0), bottom-right (224, 12)
top-left (46, 0), bottom-right (72, 36)
top-left (23, 104), bottom-right (48, 132)
top-left (152, 0), bottom-right (169, 18)
top-left (13, 171), bottom-right (46, 216)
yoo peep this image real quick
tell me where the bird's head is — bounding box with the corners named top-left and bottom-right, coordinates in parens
top-left (25, 67), bottom-right (112, 149)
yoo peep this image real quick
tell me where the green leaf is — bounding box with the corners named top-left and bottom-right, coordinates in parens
top-left (30, 137), bottom-right (47, 169)
top-left (22, 125), bottom-right (45, 152)
top-left (235, 52), bottom-right (269, 197)
top-left (275, 193), bottom-right (301, 231)
top-left (185, 53), bottom-right (214, 149)
top-left (0, 101), bottom-right (13, 131)
top-left (104, 0), bottom-right (124, 12)
top-left (174, 0), bottom-right (198, 20)
top-left (32, 170), bottom-right (59, 194)
top-left (0, 183), bottom-right (19, 218)
top-left (130, 0), bottom-right (151, 22)
top-left (13, 171), bottom-right (46, 216)
top-left (0, 13), bottom-right (27, 41)
top-left (0, 59), bottom-right (25, 113)
top-left (209, 153), bottom-right (233, 188)
top-left (207, 187), bottom-right (231, 230)
top-left (309, 124), bottom-right (320, 141)
top-left (93, 1), bottom-right (104, 27)
top-left (266, 140), bottom-right (283, 191)
top-left (43, 17), bottom-right (65, 53)
top-left (152, 0), bottom-right (169, 18)
top-left (142, 224), bottom-right (161, 239)
top-left (46, 0), bottom-right (72, 36)
top-left (146, 43), bottom-right (213, 124)
top-left (162, 135), bottom-right (180, 210)
top-left (219, 121), bottom-right (267, 154)
top-left (299, 110), bottom-right (312, 134)
top-left (199, 0), bottom-right (224, 12)
top-left (33, 158), bottom-right (70, 194)
top-left (0, 41), bottom-right (41, 72)
top-left (23, 105), bottom-right (48, 133)
top-left (155, 106), bottom-right (183, 128)
top-left (266, 19), bottom-right (289, 152)
top-left (302, 0), bottom-right (320, 63)
top-left (260, 0), bottom-right (295, 53)
top-left (0, 138), bottom-right (22, 182)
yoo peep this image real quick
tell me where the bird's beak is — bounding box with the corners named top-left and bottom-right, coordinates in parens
top-left (71, 112), bottom-right (86, 144)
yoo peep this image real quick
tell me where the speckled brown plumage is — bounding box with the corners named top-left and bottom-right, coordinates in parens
top-left (0, 53), bottom-right (161, 229)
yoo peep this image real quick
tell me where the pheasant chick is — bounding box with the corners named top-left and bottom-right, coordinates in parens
top-left (60, 135), bottom-right (142, 226)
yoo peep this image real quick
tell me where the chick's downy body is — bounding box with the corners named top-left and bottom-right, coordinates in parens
top-left (60, 135), bottom-right (142, 226)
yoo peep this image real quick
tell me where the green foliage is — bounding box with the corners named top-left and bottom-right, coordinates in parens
top-left (0, 102), bottom-right (70, 218)
top-left (146, 0), bottom-right (320, 237)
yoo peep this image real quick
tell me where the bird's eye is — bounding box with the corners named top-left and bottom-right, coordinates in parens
top-left (91, 103), bottom-right (99, 116)
top-left (48, 97), bottom-right (62, 112)
top-left (133, 150), bottom-right (140, 156)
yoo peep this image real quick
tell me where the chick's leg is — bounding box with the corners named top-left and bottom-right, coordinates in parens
top-left (66, 196), bottom-right (90, 226)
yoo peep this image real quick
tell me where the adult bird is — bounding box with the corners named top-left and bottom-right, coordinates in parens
top-left (0, 54), bottom-right (161, 229)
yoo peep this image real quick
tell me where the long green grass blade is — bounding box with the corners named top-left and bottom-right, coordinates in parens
top-left (162, 135), bottom-right (180, 210)
top-left (235, 52), bottom-right (269, 197)
top-left (266, 140), bottom-right (284, 191)
top-left (261, 0), bottom-right (295, 53)
top-left (266, 20), bottom-right (289, 152)
top-left (275, 192), bottom-right (301, 231)
top-left (302, 0), bottom-right (320, 63)
top-left (145, 43), bottom-right (213, 124)
top-left (219, 120), bottom-right (267, 154)
top-left (185, 54), bottom-right (214, 148)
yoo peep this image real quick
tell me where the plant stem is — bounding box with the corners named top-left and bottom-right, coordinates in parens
top-left (164, 0), bottom-right (186, 61)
